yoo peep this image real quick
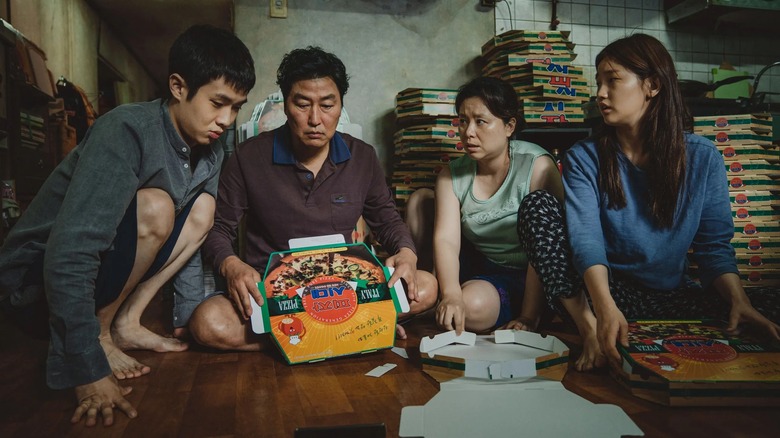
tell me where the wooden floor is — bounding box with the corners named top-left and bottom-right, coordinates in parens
top-left (1, 293), bottom-right (779, 438)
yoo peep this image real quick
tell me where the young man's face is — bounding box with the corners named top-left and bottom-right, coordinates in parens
top-left (284, 77), bottom-right (342, 151)
top-left (172, 76), bottom-right (248, 147)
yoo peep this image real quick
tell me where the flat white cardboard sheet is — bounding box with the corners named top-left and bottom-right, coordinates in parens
top-left (400, 379), bottom-right (643, 438)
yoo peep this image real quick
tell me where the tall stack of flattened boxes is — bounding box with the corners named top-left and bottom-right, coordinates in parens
top-left (391, 88), bottom-right (462, 214)
top-left (480, 30), bottom-right (588, 126)
top-left (693, 113), bottom-right (780, 287)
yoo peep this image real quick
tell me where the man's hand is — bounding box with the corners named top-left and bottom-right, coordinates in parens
top-left (385, 247), bottom-right (419, 301)
top-left (71, 376), bottom-right (137, 427)
top-left (220, 255), bottom-right (263, 319)
top-left (436, 296), bottom-right (467, 335)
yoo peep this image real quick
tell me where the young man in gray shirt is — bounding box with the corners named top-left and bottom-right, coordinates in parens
top-left (0, 25), bottom-right (254, 426)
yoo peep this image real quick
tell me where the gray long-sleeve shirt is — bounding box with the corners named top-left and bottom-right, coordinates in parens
top-left (0, 99), bottom-right (221, 389)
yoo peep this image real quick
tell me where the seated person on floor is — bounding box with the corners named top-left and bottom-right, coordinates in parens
top-left (0, 25), bottom-right (255, 426)
top-left (432, 76), bottom-right (563, 338)
top-left (525, 33), bottom-right (780, 373)
top-left (188, 46), bottom-right (437, 349)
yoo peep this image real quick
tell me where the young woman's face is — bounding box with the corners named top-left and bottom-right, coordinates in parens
top-left (457, 96), bottom-right (515, 161)
top-left (595, 59), bottom-right (655, 131)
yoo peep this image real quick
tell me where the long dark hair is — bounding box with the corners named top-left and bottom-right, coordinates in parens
top-left (595, 34), bottom-right (691, 228)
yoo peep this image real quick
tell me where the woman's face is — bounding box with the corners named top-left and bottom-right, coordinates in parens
top-left (457, 96), bottom-right (515, 161)
top-left (595, 59), bottom-right (656, 131)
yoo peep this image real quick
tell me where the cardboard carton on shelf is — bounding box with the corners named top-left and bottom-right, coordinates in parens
top-left (735, 253), bottom-right (780, 270)
top-left (611, 319), bottom-right (780, 406)
top-left (731, 236), bottom-right (780, 255)
top-left (725, 159), bottom-right (780, 178)
top-left (419, 329), bottom-right (569, 383)
top-left (702, 131), bottom-right (774, 147)
top-left (730, 205), bottom-right (780, 222)
top-left (395, 88), bottom-right (457, 106)
top-left (733, 221), bottom-right (780, 237)
top-left (250, 239), bottom-right (409, 365)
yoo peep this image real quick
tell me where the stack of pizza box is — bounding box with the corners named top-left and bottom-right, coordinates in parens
top-left (481, 30), bottom-right (588, 125)
top-left (391, 88), bottom-right (464, 213)
top-left (694, 113), bottom-right (780, 287)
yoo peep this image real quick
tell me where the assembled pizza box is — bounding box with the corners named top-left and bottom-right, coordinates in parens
top-left (702, 131), bottom-right (774, 146)
top-left (730, 191), bottom-right (780, 208)
top-left (731, 236), bottom-right (780, 255)
top-left (731, 205), bottom-right (780, 222)
top-left (728, 175), bottom-right (780, 192)
top-left (251, 241), bottom-right (409, 364)
top-left (718, 145), bottom-right (780, 162)
top-left (610, 320), bottom-right (780, 406)
top-left (725, 160), bottom-right (780, 177)
top-left (693, 113), bottom-right (772, 134)
top-left (419, 330), bottom-right (569, 383)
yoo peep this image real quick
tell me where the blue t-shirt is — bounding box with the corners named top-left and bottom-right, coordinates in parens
top-left (563, 132), bottom-right (737, 290)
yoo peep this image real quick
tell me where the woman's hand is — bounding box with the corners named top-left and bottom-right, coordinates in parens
top-left (727, 300), bottom-right (780, 340)
top-left (594, 303), bottom-right (629, 365)
top-left (436, 296), bottom-right (467, 334)
top-left (498, 316), bottom-right (537, 332)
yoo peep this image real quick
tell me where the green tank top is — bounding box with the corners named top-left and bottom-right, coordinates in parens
top-left (449, 140), bottom-right (551, 268)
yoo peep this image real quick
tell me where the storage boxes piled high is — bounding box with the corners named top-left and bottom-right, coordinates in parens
top-left (391, 88), bottom-right (464, 213)
top-left (481, 30), bottom-right (588, 124)
top-left (693, 113), bottom-right (780, 287)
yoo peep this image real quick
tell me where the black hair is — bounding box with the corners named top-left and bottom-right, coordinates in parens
top-left (594, 33), bottom-right (690, 228)
top-left (455, 76), bottom-right (518, 123)
top-left (276, 46), bottom-right (349, 101)
top-left (168, 24), bottom-right (255, 100)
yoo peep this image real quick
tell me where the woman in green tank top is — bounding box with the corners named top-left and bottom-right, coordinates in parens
top-left (433, 77), bottom-right (563, 335)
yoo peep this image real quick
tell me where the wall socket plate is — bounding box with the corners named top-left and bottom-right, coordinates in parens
top-left (270, 0), bottom-right (287, 18)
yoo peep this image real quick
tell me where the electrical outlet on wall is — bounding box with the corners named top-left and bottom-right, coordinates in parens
top-left (270, 0), bottom-right (287, 18)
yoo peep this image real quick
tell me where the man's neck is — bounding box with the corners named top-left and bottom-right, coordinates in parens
top-left (292, 142), bottom-right (330, 178)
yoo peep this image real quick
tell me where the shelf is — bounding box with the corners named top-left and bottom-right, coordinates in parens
top-left (665, 0), bottom-right (780, 35)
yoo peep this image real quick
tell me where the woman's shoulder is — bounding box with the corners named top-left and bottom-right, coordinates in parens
top-left (684, 132), bottom-right (720, 160)
top-left (509, 139), bottom-right (550, 157)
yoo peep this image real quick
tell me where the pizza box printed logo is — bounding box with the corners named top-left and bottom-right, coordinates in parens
top-left (538, 32), bottom-right (548, 39)
top-left (735, 193), bottom-right (749, 204)
top-left (278, 315), bottom-right (306, 345)
top-left (715, 117), bottom-right (729, 128)
top-left (544, 43), bottom-right (553, 52)
top-left (662, 335), bottom-right (737, 363)
top-left (730, 177), bottom-right (744, 188)
top-left (456, 142), bottom-right (464, 151)
top-left (450, 117), bottom-right (460, 127)
top-left (437, 91), bottom-right (449, 101)
top-left (748, 271), bottom-right (762, 282)
top-left (447, 130), bottom-right (457, 138)
top-left (716, 132), bottom-right (729, 143)
top-left (723, 147), bottom-right (736, 158)
top-left (749, 255), bottom-right (763, 266)
top-left (743, 223), bottom-right (757, 235)
top-left (730, 162), bottom-right (743, 173)
top-left (641, 354), bottom-right (679, 371)
top-left (302, 276), bottom-right (358, 324)
top-left (748, 239), bottom-right (762, 250)
top-left (736, 208), bottom-right (750, 219)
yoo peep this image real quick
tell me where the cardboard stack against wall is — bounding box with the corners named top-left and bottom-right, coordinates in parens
top-left (391, 88), bottom-right (463, 213)
top-left (693, 113), bottom-right (780, 287)
top-left (480, 30), bottom-right (588, 124)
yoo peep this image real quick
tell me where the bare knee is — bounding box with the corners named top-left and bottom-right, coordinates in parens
top-left (409, 270), bottom-right (438, 314)
top-left (136, 188), bottom-right (175, 243)
top-left (461, 281), bottom-right (500, 331)
top-left (189, 296), bottom-right (248, 350)
top-left (187, 193), bottom-right (215, 239)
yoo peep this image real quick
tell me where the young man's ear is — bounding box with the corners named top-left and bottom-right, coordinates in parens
top-left (169, 74), bottom-right (188, 102)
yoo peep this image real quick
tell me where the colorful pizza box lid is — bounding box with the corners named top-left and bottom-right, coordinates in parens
top-left (612, 319), bottom-right (780, 406)
top-left (251, 242), bottom-right (408, 364)
top-left (419, 330), bottom-right (569, 383)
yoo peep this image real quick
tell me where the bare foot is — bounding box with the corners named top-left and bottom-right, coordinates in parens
top-left (396, 323), bottom-right (407, 340)
top-left (575, 330), bottom-right (607, 372)
top-left (111, 323), bottom-right (189, 353)
top-left (99, 335), bottom-right (151, 380)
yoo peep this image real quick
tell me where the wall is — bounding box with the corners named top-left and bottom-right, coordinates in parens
top-left (9, 0), bottom-right (157, 108)
top-left (234, 0), bottom-right (495, 167)
top-left (496, 0), bottom-right (780, 102)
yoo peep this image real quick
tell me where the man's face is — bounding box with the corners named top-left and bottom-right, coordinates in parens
top-left (284, 77), bottom-right (342, 151)
top-left (173, 76), bottom-right (248, 147)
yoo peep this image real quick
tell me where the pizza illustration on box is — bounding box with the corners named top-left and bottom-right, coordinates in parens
top-left (252, 243), bottom-right (406, 364)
